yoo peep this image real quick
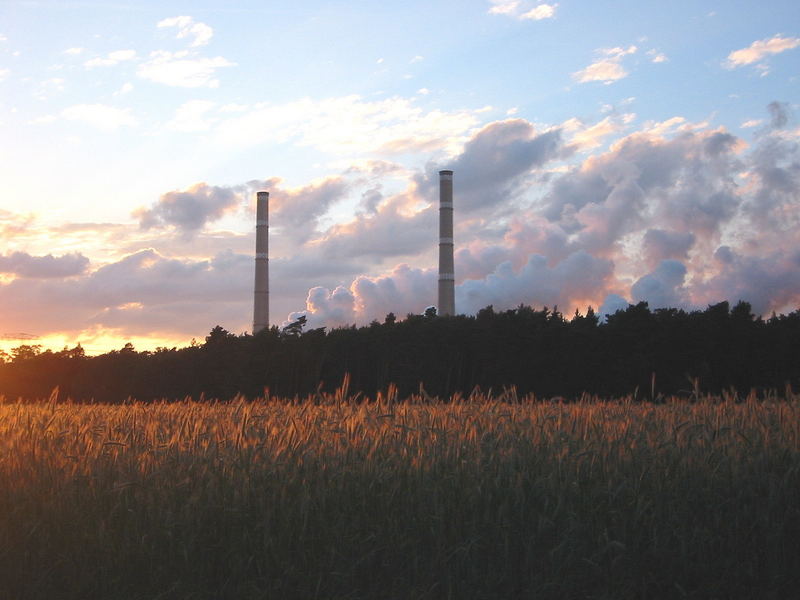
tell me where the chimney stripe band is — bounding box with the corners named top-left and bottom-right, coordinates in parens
top-left (439, 273), bottom-right (455, 280)
top-left (439, 202), bottom-right (453, 209)
top-left (440, 172), bottom-right (453, 180)
top-left (439, 238), bottom-right (454, 244)
top-left (256, 220), bottom-right (268, 226)
top-left (256, 253), bottom-right (268, 259)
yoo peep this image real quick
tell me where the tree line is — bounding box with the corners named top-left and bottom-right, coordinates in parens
top-left (1, 300), bottom-right (799, 402)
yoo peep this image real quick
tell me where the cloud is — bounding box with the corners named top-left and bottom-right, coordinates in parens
top-left (488, 1), bottom-right (557, 20)
top-left (724, 34), bottom-right (800, 70)
top-left (598, 293), bottom-right (629, 318)
top-left (42, 77), bottom-right (65, 91)
top-left (289, 264), bottom-right (437, 328)
top-left (767, 101), bottom-right (789, 129)
top-left (646, 49), bottom-right (667, 63)
top-left (158, 16), bottom-right (213, 47)
top-left (458, 251), bottom-right (614, 315)
top-left (137, 50), bottom-right (234, 88)
top-left (520, 3), bottom-right (557, 20)
top-left (135, 174), bottom-right (351, 245)
top-left (134, 16), bottom-right (229, 88)
top-left (631, 259), bottom-right (689, 308)
top-left (115, 82), bottom-right (134, 95)
top-left (542, 125), bottom-right (746, 253)
top-left (29, 114), bottom-right (57, 125)
top-left (135, 183), bottom-right (242, 236)
top-left (295, 286), bottom-right (357, 328)
top-left (0, 249), bottom-right (254, 337)
top-left (0, 68), bottom-right (9, 82)
top-left (695, 247), bottom-right (800, 316)
top-left (61, 104), bottom-right (136, 131)
top-left (0, 252), bottom-right (89, 278)
top-left (6, 105), bottom-right (800, 344)
top-left (214, 95), bottom-right (481, 156)
top-left (743, 107), bottom-right (800, 230)
top-left (313, 191), bottom-right (434, 263)
top-left (488, 1), bottom-right (520, 15)
top-left (166, 99), bottom-right (217, 132)
top-left (257, 176), bottom-right (351, 244)
top-left (84, 49), bottom-right (137, 68)
top-left (564, 115), bottom-right (633, 151)
top-left (63, 47), bottom-right (84, 55)
top-left (416, 118), bottom-right (564, 214)
top-left (573, 45), bottom-right (637, 84)
top-left (642, 229), bottom-right (696, 269)
top-left (0, 209), bottom-right (35, 239)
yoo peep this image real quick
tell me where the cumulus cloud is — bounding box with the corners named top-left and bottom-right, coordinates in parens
top-left (573, 45), bottom-right (637, 84)
top-left (724, 34), bottom-right (800, 71)
top-left (0, 68), bottom-right (9, 82)
top-left (214, 95), bottom-right (481, 156)
top-left (642, 229), bottom-right (696, 269)
top-left (297, 286), bottom-right (357, 328)
top-left (246, 176), bottom-right (350, 245)
top-left (137, 50), bottom-right (234, 88)
top-left (0, 252), bottom-right (89, 278)
top-left (135, 183), bottom-right (242, 236)
top-left (767, 101), bottom-right (789, 129)
top-left (287, 107), bottom-right (798, 328)
top-left (542, 126), bottom-right (745, 253)
top-left (416, 118), bottom-right (564, 214)
top-left (743, 108), bottom-right (800, 230)
top-left (458, 251), bottom-right (614, 315)
top-left (289, 264), bottom-right (437, 329)
top-left (166, 99), bottom-right (217, 131)
top-left (115, 82), bottom-right (134, 96)
top-left (631, 260), bottom-right (689, 308)
top-left (488, 0), bottom-right (520, 15)
top-left (133, 16), bottom-right (230, 87)
top-left (84, 49), bottom-right (137, 68)
top-left (5, 104), bottom-right (800, 343)
top-left (488, 1), bottom-right (558, 20)
top-left (646, 49), bottom-right (667, 63)
top-left (158, 15), bottom-right (214, 47)
top-left (598, 293), bottom-right (629, 318)
top-left (61, 104), bottom-right (137, 131)
top-left (520, 3), bottom-right (557, 20)
top-left (0, 209), bottom-right (35, 239)
top-left (314, 192), bottom-right (434, 263)
top-left (0, 249), bottom-right (255, 336)
top-left (695, 247), bottom-right (800, 316)
top-left (564, 114), bottom-right (634, 151)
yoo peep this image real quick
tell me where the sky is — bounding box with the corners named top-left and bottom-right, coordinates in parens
top-left (1, 0), bottom-right (799, 354)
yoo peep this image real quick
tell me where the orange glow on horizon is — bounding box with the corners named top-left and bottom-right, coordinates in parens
top-left (0, 329), bottom-right (198, 358)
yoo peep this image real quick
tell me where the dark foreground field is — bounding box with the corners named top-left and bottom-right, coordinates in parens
top-left (1, 392), bottom-right (799, 599)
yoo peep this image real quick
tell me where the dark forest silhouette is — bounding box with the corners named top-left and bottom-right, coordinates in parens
top-left (1, 300), bottom-right (799, 402)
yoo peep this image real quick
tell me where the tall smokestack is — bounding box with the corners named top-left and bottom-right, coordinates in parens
top-left (253, 191), bottom-right (269, 334)
top-left (438, 170), bottom-right (455, 317)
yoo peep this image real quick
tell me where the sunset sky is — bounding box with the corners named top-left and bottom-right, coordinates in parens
top-left (1, 0), bottom-right (799, 354)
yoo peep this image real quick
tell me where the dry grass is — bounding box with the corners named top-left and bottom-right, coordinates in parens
top-left (1, 389), bottom-right (799, 599)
